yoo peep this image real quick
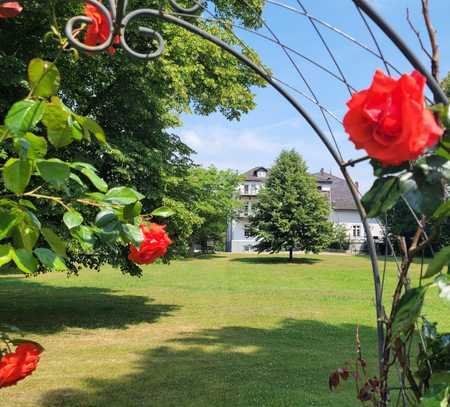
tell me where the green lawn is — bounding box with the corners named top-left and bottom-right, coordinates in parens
top-left (0, 254), bottom-right (448, 406)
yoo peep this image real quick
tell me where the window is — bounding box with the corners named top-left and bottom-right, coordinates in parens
top-left (244, 184), bottom-right (249, 194)
top-left (257, 170), bottom-right (266, 178)
top-left (251, 184), bottom-right (257, 194)
top-left (352, 225), bottom-right (361, 238)
top-left (243, 202), bottom-right (250, 216)
top-left (244, 225), bottom-right (251, 238)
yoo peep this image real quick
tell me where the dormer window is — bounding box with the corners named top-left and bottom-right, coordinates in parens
top-left (256, 169), bottom-right (267, 178)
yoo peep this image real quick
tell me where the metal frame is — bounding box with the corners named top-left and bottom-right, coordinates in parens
top-left (65, 1), bottom-right (446, 404)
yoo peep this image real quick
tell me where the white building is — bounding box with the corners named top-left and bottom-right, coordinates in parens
top-left (226, 167), bottom-right (384, 253)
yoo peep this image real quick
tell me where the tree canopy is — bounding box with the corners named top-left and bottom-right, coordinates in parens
top-left (249, 150), bottom-right (332, 260)
top-left (0, 0), bottom-right (267, 272)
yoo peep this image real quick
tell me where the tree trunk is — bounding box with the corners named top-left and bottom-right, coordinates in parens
top-left (289, 248), bottom-right (293, 261)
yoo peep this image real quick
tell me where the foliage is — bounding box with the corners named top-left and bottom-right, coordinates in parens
top-left (0, 59), bottom-right (171, 275)
top-left (164, 166), bottom-right (242, 254)
top-left (333, 66), bottom-right (450, 404)
top-left (327, 224), bottom-right (350, 251)
top-left (248, 150), bottom-right (332, 260)
top-left (0, 0), bottom-right (267, 272)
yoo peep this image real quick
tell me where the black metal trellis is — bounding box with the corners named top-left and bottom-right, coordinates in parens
top-left (65, 1), bottom-right (446, 404)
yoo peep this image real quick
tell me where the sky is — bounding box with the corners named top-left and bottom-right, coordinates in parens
top-left (175, 0), bottom-right (450, 191)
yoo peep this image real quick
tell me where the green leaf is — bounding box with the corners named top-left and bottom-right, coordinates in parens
top-left (2, 158), bottom-right (32, 194)
top-left (0, 210), bottom-right (20, 240)
top-left (421, 384), bottom-right (449, 407)
top-left (12, 248), bottom-right (38, 274)
top-left (5, 100), bottom-right (45, 136)
top-left (362, 177), bottom-right (397, 218)
top-left (121, 224), bottom-right (144, 246)
top-left (425, 247), bottom-right (450, 279)
top-left (13, 132), bottom-right (47, 160)
top-left (18, 199), bottom-right (36, 210)
top-left (73, 164), bottom-right (108, 192)
top-left (12, 221), bottom-right (40, 251)
top-left (36, 159), bottom-right (71, 188)
top-left (63, 211), bottom-right (83, 230)
top-left (151, 207), bottom-right (175, 218)
top-left (123, 201), bottom-right (142, 221)
top-left (103, 187), bottom-right (144, 205)
top-left (391, 287), bottom-right (428, 342)
top-left (28, 58), bottom-right (60, 98)
top-left (42, 101), bottom-right (73, 148)
top-left (69, 173), bottom-right (86, 188)
top-left (47, 126), bottom-right (73, 149)
top-left (74, 115), bottom-right (106, 144)
top-left (71, 226), bottom-right (96, 252)
top-left (41, 227), bottom-right (66, 257)
top-left (95, 209), bottom-right (119, 231)
top-left (34, 248), bottom-right (66, 271)
top-left (433, 201), bottom-right (450, 221)
top-left (24, 132), bottom-right (47, 159)
top-left (0, 244), bottom-right (13, 268)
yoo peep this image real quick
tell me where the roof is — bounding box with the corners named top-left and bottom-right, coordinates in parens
top-left (242, 166), bottom-right (270, 181)
top-left (311, 171), bottom-right (357, 211)
top-left (242, 167), bottom-right (358, 211)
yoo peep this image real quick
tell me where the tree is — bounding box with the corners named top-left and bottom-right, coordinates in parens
top-left (0, 0), bottom-right (266, 272)
top-left (164, 166), bottom-right (242, 254)
top-left (249, 150), bottom-right (332, 260)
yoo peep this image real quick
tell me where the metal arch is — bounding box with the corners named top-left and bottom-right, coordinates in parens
top-left (64, 0), bottom-right (447, 399)
top-left (66, 5), bottom-right (385, 373)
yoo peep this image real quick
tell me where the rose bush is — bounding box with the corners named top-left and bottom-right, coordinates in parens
top-left (335, 67), bottom-right (450, 405)
top-left (343, 70), bottom-right (444, 166)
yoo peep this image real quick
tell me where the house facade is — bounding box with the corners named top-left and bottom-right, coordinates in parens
top-left (226, 166), bottom-right (384, 253)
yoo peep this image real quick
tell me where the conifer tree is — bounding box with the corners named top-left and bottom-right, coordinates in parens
top-left (249, 150), bottom-right (332, 260)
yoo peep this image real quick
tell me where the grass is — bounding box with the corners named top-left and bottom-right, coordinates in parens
top-left (0, 253), bottom-right (448, 406)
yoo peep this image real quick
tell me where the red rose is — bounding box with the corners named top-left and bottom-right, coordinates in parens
top-left (0, 343), bottom-right (43, 388)
top-left (343, 70), bottom-right (444, 166)
top-left (0, 2), bottom-right (22, 18)
top-left (128, 223), bottom-right (172, 265)
top-left (84, 1), bottom-right (119, 55)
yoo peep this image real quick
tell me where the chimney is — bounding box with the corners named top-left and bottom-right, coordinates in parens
top-left (320, 168), bottom-right (324, 175)
top-left (355, 182), bottom-right (359, 190)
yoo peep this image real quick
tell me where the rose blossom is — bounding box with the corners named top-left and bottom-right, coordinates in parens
top-left (0, 343), bottom-right (43, 388)
top-left (128, 223), bottom-right (172, 265)
top-left (0, 2), bottom-right (22, 19)
top-left (84, 1), bottom-right (119, 55)
top-left (343, 70), bottom-right (444, 166)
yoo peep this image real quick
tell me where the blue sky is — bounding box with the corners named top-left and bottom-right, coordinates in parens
top-left (175, 0), bottom-right (450, 191)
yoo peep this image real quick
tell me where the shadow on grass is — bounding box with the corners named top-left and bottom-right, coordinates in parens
top-left (230, 256), bottom-right (322, 265)
top-left (182, 254), bottom-right (228, 261)
top-left (0, 277), bottom-right (179, 334)
top-left (40, 319), bottom-right (377, 407)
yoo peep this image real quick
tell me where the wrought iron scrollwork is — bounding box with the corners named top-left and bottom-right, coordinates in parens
top-left (168, 0), bottom-right (204, 14)
top-left (65, 0), bottom-right (115, 53)
top-left (65, 0), bottom-right (205, 59)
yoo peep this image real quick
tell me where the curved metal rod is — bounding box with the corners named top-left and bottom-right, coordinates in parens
top-left (65, 0), bottom-right (115, 53)
top-left (353, 0), bottom-right (448, 104)
top-left (266, 0), bottom-right (403, 76)
top-left (120, 12), bottom-right (164, 59)
top-left (168, 0), bottom-right (204, 14)
top-left (133, 8), bottom-right (385, 374)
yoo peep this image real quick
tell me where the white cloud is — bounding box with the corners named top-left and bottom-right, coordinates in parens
top-left (177, 121), bottom-right (375, 192)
